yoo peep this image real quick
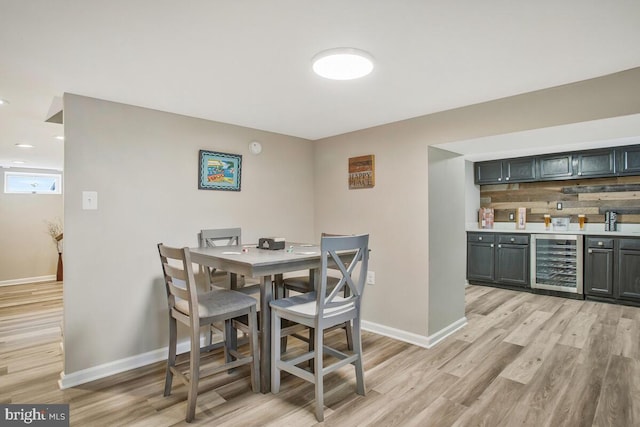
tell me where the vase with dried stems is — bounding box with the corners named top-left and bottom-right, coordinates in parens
top-left (45, 219), bottom-right (63, 281)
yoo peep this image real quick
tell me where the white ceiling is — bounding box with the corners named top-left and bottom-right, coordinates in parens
top-left (1, 0), bottom-right (640, 171)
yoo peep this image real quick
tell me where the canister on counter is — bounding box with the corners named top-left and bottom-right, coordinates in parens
top-left (516, 207), bottom-right (526, 230)
top-left (605, 211), bottom-right (618, 231)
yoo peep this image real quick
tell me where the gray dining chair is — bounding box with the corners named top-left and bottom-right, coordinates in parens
top-left (280, 233), bottom-right (353, 350)
top-left (198, 227), bottom-right (260, 293)
top-left (270, 233), bottom-right (369, 422)
top-left (157, 243), bottom-right (259, 423)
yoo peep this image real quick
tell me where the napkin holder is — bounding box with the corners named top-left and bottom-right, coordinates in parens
top-left (258, 237), bottom-right (285, 250)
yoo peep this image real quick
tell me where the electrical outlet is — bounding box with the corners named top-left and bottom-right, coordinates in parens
top-left (508, 212), bottom-right (515, 221)
top-left (366, 271), bottom-right (375, 285)
top-left (557, 202), bottom-right (563, 210)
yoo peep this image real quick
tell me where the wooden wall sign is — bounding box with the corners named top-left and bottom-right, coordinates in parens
top-left (349, 155), bottom-right (375, 189)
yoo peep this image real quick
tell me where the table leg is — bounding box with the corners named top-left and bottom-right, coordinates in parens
top-left (260, 275), bottom-right (272, 393)
top-left (227, 273), bottom-right (239, 362)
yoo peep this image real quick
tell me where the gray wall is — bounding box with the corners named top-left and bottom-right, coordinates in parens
top-left (63, 94), bottom-right (315, 373)
top-left (313, 67), bottom-right (640, 339)
top-left (61, 67), bottom-right (640, 378)
top-left (428, 148), bottom-right (466, 335)
top-left (0, 168), bottom-right (63, 283)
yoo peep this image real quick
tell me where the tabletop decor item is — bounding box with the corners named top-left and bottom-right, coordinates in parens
top-left (516, 207), bottom-right (527, 229)
top-left (198, 150), bottom-right (242, 191)
top-left (348, 154), bottom-right (375, 189)
top-left (478, 208), bottom-right (494, 229)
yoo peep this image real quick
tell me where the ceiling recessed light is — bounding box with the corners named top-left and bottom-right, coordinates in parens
top-left (54, 135), bottom-right (64, 141)
top-left (15, 143), bottom-right (34, 148)
top-left (0, 99), bottom-right (9, 106)
top-left (12, 160), bottom-right (25, 164)
top-left (312, 48), bottom-right (374, 80)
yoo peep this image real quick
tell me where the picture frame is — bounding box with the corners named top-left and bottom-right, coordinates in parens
top-left (348, 154), bottom-right (375, 189)
top-left (198, 150), bottom-right (242, 191)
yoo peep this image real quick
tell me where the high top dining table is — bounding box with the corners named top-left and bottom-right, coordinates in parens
top-left (189, 242), bottom-right (338, 393)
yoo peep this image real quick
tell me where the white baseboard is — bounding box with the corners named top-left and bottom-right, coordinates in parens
top-left (362, 316), bottom-right (467, 349)
top-left (0, 275), bottom-right (56, 287)
top-left (59, 318), bottom-right (468, 389)
top-left (58, 339), bottom-right (193, 390)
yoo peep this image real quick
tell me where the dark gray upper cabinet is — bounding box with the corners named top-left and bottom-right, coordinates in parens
top-left (575, 149), bottom-right (616, 178)
top-left (474, 157), bottom-right (535, 184)
top-left (504, 158), bottom-right (536, 182)
top-left (474, 144), bottom-right (640, 185)
top-left (537, 154), bottom-right (574, 180)
top-left (618, 145), bottom-right (640, 176)
top-left (474, 160), bottom-right (504, 184)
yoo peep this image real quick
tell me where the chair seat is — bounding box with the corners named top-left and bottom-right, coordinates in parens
top-left (175, 289), bottom-right (256, 318)
top-left (270, 292), bottom-right (354, 320)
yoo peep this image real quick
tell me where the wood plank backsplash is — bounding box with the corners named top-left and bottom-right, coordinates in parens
top-left (480, 176), bottom-right (640, 224)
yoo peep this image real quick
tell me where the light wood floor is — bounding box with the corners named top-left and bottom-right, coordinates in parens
top-left (2, 282), bottom-right (640, 426)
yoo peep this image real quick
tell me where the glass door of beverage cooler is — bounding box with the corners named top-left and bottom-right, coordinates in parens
top-left (531, 234), bottom-right (583, 294)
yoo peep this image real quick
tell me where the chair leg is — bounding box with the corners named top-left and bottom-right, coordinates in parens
top-left (249, 306), bottom-right (260, 393)
top-left (313, 326), bottom-right (324, 422)
top-left (224, 319), bottom-right (237, 365)
top-left (164, 316), bottom-right (177, 396)
top-left (353, 316), bottom-right (365, 396)
top-left (308, 329), bottom-right (315, 371)
top-left (344, 320), bottom-right (353, 351)
top-left (186, 325), bottom-right (201, 422)
top-left (271, 310), bottom-right (281, 393)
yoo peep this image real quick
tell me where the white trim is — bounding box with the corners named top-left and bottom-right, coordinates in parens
top-left (426, 317), bottom-right (468, 347)
top-left (58, 339), bottom-right (193, 389)
top-left (58, 318), bottom-right (469, 389)
top-left (362, 316), bottom-right (467, 349)
top-left (0, 275), bottom-right (56, 287)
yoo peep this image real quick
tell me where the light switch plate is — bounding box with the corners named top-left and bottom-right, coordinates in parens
top-left (82, 191), bottom-right (98, 210)
top-left (366, 271), bottom-right (375, 285)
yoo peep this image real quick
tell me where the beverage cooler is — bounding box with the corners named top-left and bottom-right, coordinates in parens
top-left (531, 234), bottom-right (584, 294)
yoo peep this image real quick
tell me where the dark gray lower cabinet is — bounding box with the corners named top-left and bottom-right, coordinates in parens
top-left (617, 239), bottom-right (640, 302)
top-left (585, 236), bottom-right (640, 304)
top-left (585, 238), bottom-right (614, 297)
top-left (495, 235), bottom-right (530, 286)
top-left (467, 234), bottom-right (495, 282)
top-left (467, 232), bottom-right (529, 288)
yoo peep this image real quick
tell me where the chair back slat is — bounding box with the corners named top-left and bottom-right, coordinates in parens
top-left (158, 243), bottom-right (200, 321)
top-left (199, 227), bottom-right (242, 248)
top-left (318, 234), bottom-right (369, 316)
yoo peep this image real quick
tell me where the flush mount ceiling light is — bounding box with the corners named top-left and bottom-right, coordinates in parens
top-left (15, 143), bottom-right (34, 148)
top-left (312, 48), bottom-right (374, 80)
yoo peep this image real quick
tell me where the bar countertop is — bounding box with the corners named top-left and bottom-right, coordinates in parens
top-left (466, 222), bottom-right (640, 237)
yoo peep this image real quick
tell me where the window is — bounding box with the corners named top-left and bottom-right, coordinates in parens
top-left (4, 171), bottom-right (62, 194)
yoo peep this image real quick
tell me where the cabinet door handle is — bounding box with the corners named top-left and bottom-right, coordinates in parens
top-left (588, 249), bottom-right (593, 254)
top-left (510, 238), bottom-right (515, 242)
top-left (497, 177), bottom-right (502, 182)
top-left (598, 241), bottom-right (603, 246)
top-left (490, 244), bottom-right (494, 248)
top-left (478, 236), bottom-right (483, 241)
top-left (497, 244), bottom-right (502, 248)
top-left (578, 172), bottom-right (582, 176)
top-left (505, 177), bottom-right (510, 181)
